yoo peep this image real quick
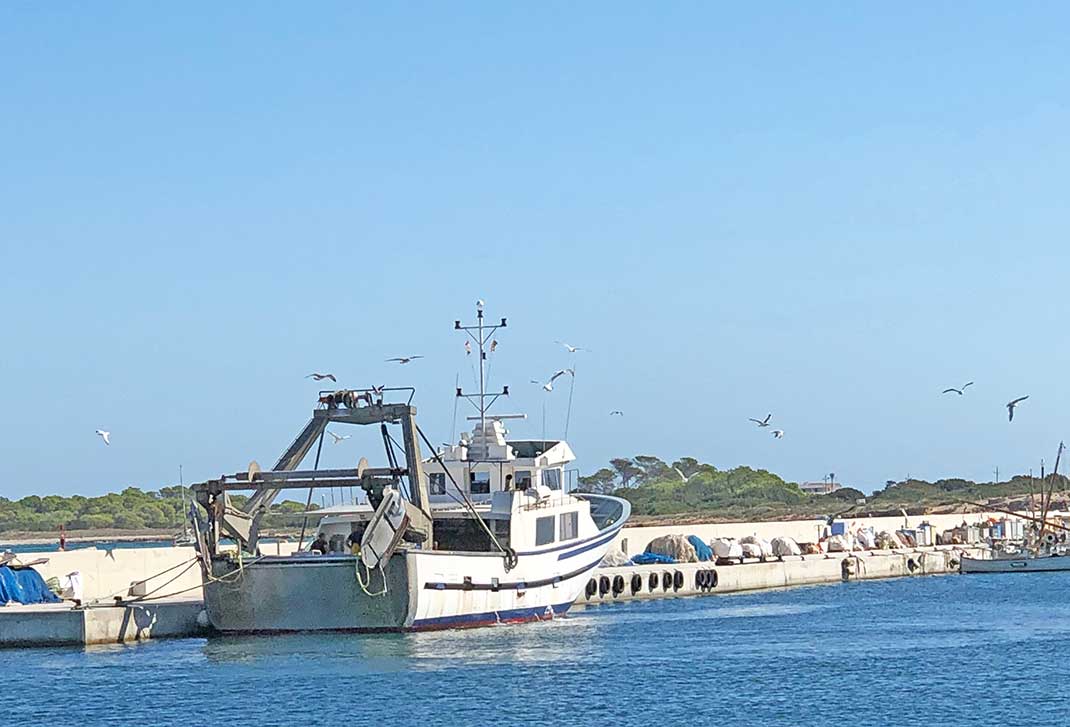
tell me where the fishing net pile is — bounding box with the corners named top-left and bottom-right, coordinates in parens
top-left (644, 534), bottom-right (698, 563)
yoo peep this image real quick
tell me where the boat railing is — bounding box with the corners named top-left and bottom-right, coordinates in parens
top-left (519, 493), bottom-right (576, 511)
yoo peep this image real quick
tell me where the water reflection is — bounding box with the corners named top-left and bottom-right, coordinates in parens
top-left (201, 611), bottom-right (606, 671)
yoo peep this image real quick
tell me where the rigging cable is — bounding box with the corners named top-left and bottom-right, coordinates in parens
top-left (450, 372), bottom-right (460, 445)
top-left (297, 428), bottom-right (328, 550)
top-left (563, 361), bottom-right (577, 440)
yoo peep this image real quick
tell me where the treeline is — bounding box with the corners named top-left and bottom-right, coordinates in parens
top-left (0, 487), bottom-right (316, 534)
top-left (577, 454), bottom-right (1058, 520)
top-left (577, 455), bottom-right (850, 518)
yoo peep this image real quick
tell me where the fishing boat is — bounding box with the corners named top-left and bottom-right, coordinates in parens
top-left (960, 442), bottom-right (1070, 574)
top-left (189, 303), bottom-right (629, 632)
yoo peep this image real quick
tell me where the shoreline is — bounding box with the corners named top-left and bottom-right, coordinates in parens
top-left (0, 529), bottom-right (301, 546)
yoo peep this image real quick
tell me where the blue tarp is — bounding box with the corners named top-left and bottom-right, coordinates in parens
top-left (0, 566), bottom-right (61, 605)
top-left (687, 535), bottom-right (713, 562)
top-left (631, 552), bottom-right (676, 565)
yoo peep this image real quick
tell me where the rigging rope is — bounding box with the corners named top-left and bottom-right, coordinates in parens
top-left (297, 428), bottom-right (328, 550)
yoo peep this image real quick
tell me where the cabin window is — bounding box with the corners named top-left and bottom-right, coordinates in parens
top-left (515, 470), bottom-right (532, 490)
top-left (559, 511), bottom-right (578, 540)
top-left (535, 515), bottom-right (555, 546)
top-left (543, 468), bottom-right (562, 490)
top-left (428, 472), bottom-right (446, 495)
top-left (470, 471), bottom-right (491, 495)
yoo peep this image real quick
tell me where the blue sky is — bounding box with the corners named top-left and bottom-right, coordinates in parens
top-left (2, 3), bottom-right (1069, 498)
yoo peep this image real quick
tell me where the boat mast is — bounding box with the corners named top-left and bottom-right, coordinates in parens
top-left (455, 301), bottom-right (508, 461)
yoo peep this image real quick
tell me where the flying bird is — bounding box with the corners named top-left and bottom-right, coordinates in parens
top-left (942, 382), bottom-right (974, 395)
top-left (673, 467), bottom-right (693, 483)
top-left (542, 368), bottom-right (574, 392)
top-left (610, 410), bottom-right (624, 416)
top-left (489, 339), bottom-right (498, 353)
top-left (772, 429), bottom-right (784, 439)
top-left (328, 431), bottom-right (351, 445)
top-left (306, 372), bottom-right (336, 382)
top-left (749, 414), bottom-right (772, 428)
top-left (464, 341), bottom-right (472, 356)
top-left (386, 356), bottom-right (424, 365)
top-left (95, 430), bottom-right (111, 446)
top-left (1007, 396), bottom-right (1029, 421)
top-left (555, 341), bottom-right (586, 353)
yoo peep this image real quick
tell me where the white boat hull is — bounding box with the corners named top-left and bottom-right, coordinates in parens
top-left (203, 516), bottom-right (624, 632)
top-left (959, 554), bottom-right (1070, 574)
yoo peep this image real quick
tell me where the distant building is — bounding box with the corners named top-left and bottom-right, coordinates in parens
top-left (800, 480), bottom-right (843, 495)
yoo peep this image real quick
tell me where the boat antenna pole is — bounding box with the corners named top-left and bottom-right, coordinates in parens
top-left (455, 301), bottom-right (508, 461)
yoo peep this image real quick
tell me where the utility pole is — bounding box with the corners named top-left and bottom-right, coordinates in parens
top-left (994, 466), bottom-right (999, 484)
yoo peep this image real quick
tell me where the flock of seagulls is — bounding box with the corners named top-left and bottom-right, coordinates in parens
top-left (737, 380), bottom-right (1032, 448)
top-left (940, 380), bottom-right (1030, 422)
top-left (747, 413), bottom-right (783, 439)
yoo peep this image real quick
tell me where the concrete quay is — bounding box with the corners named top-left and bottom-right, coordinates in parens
top-left (0, 597), bottom-right (207, 648)
top-left (579, 545), bottom-right (985, 607)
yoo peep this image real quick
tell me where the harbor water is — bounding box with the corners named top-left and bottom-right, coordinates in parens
top-left (7, 573), bottom-right (1069, 725)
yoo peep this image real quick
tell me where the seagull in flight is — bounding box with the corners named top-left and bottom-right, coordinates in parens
top-left (673, 467), bottom-right (693, 483)
top-left (306, 372), bottom-right (336, 382)
top-left (555, 341), bottom-right (586, 353)
top-left (942, 382), bottom-right (974, 395)
top-left (610, 410), bottom-right (624, 416)
top-left (464, 341), bottom-right (472, 356)
top-left (386, 356), bottom-right (424, 365)
top-left (542, 368), bottom-right (574, 392)
top-left (772, 429), bottom-right (784, 439)
top-left (1007, 396), bottom-right (1029, 421)
top-left (95, 430), bottom-right (111, 446)
top-left (328, 431), bottom-right (351, 445)
top-left (749, 413), bottom-right (772, 428)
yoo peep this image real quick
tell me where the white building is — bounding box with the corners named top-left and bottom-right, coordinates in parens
top-left (799, 480), bottom-right (843, 495)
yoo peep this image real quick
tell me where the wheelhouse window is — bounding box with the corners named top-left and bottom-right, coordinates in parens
top-left (515, 470), bottom-right (533, 490)
top-left (470, 471), bottom-right (491, 495)
top-left (428, 472), bottom-right (446, 495)
top-left (559, 511), bottom-right (578, 540)
top-left (543, 468), bottom-right (562, 490)
top-left (535, 515), bottom-right (555, 546)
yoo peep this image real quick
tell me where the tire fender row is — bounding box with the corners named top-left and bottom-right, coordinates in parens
top-left (585, 566), bottom-right (718, 602)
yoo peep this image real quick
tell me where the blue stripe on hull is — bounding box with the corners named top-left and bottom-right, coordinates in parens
top-left (556, 528), bottom-right (620, 561)
top-left (409, 601), bottom-right (574, 630)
